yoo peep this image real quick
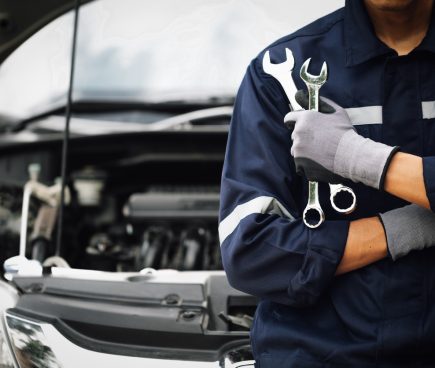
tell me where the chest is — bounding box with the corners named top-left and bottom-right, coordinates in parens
top-left (296, 53), bottom-right (435, 219)
top-left (321, 53), bottom-right (435, 156)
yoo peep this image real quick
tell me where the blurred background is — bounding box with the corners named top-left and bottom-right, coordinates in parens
top-left (0, 2), bottom-right (349, 366)
top-left (0, 0), bottom-right (344, 121)
top-left (0, 0), bottom-right (346, 273)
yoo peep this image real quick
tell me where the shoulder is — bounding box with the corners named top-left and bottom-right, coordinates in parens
top-left (251, 7), bottom-right (345, 73)
top-left (269, 7), bottom-right (344, 50)
top-left (246, 7), bottom-right (345, 96)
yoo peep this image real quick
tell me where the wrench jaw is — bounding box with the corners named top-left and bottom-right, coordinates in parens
top-left (262, 48), bottom-right (295, 76)
top-left (329, 184), bottom-right (357, 215)
top-left (300, 59), bottom-right (328, 112)
top-left (299, 58), bottom-right (328, 86)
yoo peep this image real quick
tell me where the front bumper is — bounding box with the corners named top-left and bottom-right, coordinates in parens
top-left (1, 270), bottom-right (256, 368)
top-left (4, 312), bottom-right (254, 368)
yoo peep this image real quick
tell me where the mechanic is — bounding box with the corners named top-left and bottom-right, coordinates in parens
top-left (219, 0), bottom-right (435, 366)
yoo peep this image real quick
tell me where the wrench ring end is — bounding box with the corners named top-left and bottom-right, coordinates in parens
top-left (330, 186), bottom-right (357, 214)
top-left (303, 206), bottom-right (325, 229)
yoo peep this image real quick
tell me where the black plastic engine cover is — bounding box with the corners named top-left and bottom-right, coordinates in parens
top-left (10, 273), bottom-right (256, 361)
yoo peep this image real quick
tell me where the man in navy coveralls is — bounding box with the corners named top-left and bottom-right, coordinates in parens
top-left (219, 0), bottom-right (435, 366)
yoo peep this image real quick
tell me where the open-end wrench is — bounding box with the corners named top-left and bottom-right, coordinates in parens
top-left (263, 50), bottom-right (356, 227)
top-left (262, 48), bottom-right (302, 111)
top-left (263, 50), bottom-right (324, 227)
top-left (300, 59), bottom-right (356, 228)
top-left (263, 50), bottom-right (322, 227)
top-left (299, 59), bottom-right (327, 228)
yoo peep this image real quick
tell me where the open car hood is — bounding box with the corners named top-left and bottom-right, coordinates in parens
top-left (0, 0), bottom-right (93, 64)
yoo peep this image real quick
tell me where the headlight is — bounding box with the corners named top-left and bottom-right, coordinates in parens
top-left (0, 320), bottom-right (14, 368)
top-left (0, 280), bottom-right (18, 368)
top-left (5, 314), bottom-right (61, 368)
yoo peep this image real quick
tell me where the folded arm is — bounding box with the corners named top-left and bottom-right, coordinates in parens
top-left (286, 92), bottom-right (435, 264)
top-left (220, 58), bottom-right (391, 306)
top-left (336, 217), bottom-right (387, 275)
top-left (286, 91), bottom-right (434, 209)
top-left (384, 152), bottom-right (430, 209)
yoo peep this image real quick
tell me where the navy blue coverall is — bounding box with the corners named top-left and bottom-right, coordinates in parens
top-left (219, 1), bottom-right (435, 366)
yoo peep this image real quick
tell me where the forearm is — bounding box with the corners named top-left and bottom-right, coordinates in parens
top-left (336, 217), bottom-right (387, 275)
top-left (384, 152), bottom-right (430, 209)
top-left (287, 97), bottom-right (435, 274)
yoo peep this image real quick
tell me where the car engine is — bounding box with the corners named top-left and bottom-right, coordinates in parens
top-left (0, 179), bottom-right (223, 273)
top-left (0, 125), bottom-right (227, 274)
top-left (78, 181), bottom-right (223, 272)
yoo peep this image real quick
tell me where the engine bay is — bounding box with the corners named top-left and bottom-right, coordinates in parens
top-left (0, 122), bottom-right (228, 274)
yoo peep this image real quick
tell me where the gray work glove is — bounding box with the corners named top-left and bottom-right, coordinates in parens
top-left (285, 91), bottom-right (399, 189)
top-left (379, 204), bottom-right (435, 261)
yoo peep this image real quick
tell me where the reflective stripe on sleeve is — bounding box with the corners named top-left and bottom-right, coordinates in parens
top-left (345, 106), bottom-right (383, 125)
top-left (422, 101), bottom-right (435, 119)
top-left (218, 196), bottom-right (295, 245)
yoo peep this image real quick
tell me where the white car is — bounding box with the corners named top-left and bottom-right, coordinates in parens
top-left (0, 1), bottom-right (342, 367)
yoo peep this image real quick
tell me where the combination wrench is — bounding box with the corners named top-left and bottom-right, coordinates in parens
top-left (300, 59), bottom-right (356, 228)
top-left (262, 49), bottom-right (356, 228)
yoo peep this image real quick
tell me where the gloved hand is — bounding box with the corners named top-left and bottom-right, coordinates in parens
top-left (379, 204), bottom-right (435, 260)
top-left (284, 91), bottom-right (399, 189)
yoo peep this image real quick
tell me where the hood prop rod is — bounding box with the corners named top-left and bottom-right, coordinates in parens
top-left (55, 0), bottom-right (81, 257)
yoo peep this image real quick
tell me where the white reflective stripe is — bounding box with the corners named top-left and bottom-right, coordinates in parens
top-left (218, 196), bottom-right (294, 245)
top-left (345, 106), bottom-right (383, 125)
top-left (345, 102), bottom-right (435, 122)
top-left (422, 101), bottom-right (435, 119)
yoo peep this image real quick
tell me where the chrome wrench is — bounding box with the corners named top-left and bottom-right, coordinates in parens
top-left (262, 50), bottom-right (356, 227)
top-left (300, 58), bottom-right (356, 228)
top-left (299, 59), bottom-right (327, 228)
top-left (262, 49), bottom-right (323, 227)
top-left (263, 50), bottom-right (324, 227)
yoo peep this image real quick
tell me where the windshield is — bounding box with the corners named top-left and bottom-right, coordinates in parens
top-left (0, 0), bottom-right (343, 120)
